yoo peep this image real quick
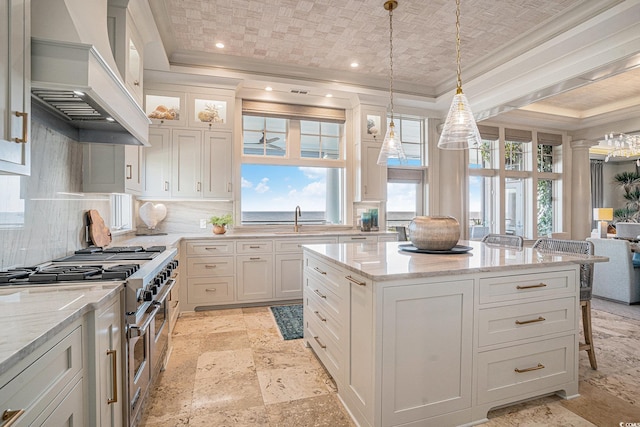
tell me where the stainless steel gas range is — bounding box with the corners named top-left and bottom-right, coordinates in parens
top-left (0, 245), bottom-right (179, 427)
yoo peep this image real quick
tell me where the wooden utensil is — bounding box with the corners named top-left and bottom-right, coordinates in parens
top-left (87, 209), bottom-right (112, 247)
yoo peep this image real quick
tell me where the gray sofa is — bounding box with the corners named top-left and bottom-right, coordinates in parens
top-left (588, 238), bottom-right (640, 304)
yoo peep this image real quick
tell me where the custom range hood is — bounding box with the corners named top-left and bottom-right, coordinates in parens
top-left (31, 0), bottom-right (150, 146)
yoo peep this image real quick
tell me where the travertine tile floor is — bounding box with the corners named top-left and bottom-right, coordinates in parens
top-left (140, 303), bottom-right (640, 426)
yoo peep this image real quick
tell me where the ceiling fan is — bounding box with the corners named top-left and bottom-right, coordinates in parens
top-left (244, 130), bottom-right (283, 151)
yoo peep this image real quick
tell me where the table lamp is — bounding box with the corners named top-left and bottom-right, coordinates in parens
top-left (593, 208), bottom-right (613, 238)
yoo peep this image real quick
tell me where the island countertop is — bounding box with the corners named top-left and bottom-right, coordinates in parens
top-left (302, 240), bottom-right (608, 281)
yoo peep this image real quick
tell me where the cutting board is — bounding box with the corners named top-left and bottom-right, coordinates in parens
top-left (87, 209), bottom-right (112, 247)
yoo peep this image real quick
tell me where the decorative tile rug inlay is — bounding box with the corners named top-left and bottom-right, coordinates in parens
top-left (270, 304), bottom-right (303, 340)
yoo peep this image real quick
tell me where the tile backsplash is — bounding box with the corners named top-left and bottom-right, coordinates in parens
top-left (0, 120), bottom-right (110, 269)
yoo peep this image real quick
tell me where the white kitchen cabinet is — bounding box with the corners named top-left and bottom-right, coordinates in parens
top-left (302, 247), bottom-right (580, 427)
top-left (203, 131), bottom-right (233, 199)
top-left (0, 0), bottom-right (30, 175)
top-left (188, 92), bottom-right (234, 131)
top-left (82, 144), bottom-right (143, 195)
top-left (357, 141), bottom-right (387, 201)
top-left (237, 254), bottom-right (274, 301)
top-left (107, 3), bottom-right (144, 106)
top-left (0, 321), bottom-right (85, 426)
top-left (171, 129), bottom-right (202, 198)
top-left (144, 128), bottom-right (171, 197)
top-left (91, 293), bottom-right (124, 427)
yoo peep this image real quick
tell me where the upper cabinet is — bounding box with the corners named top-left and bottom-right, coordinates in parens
top-left (354, 104), bottom-right (388, 202)
top-left (145, 90), bottom-right (186, 127)
top-left (82, 143), bottom-right (144, 195)
top-left (0, 0), bottom-right (31, 175)
top-left (188, 93), bottom-right (233, 131)
top-left (107, 2), bottom-right (144, 106)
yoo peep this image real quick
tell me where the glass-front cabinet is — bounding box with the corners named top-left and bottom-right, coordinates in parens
top-left (188, 93), bottom-right (233, 130)
top-left (145, 91), bottom-right (185, 126)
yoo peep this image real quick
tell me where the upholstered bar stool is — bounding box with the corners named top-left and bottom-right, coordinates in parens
top-left (532, 238), bottom-right (597, 370)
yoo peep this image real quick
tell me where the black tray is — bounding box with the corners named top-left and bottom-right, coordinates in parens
top-left (399, 244), bottom-right (473, 255)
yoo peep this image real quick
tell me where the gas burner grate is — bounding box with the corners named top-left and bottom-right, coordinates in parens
top-left (103, 246), bottom-right (144, 253)
top-left (30, 265), bottom-right (103, 283)
top-left (102, 264), bottom-right (139, 280)
top-left (0, 268), bottom-right (37, 284)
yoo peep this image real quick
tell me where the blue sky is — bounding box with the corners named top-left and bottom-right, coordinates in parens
top-left (241, 164), bottom-right (330, 211)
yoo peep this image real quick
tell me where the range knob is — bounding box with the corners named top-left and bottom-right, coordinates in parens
top-left (151, 285), bottom-right (158, 295)
top-left (154, 277), bottom-right (162, 286)
top-left (143, 290), bottom-right (153, 301)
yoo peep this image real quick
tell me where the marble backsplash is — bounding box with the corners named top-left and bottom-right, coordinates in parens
top-left (0, 121), bottom-right (111, 269)
top-left (132, 200), bottom-right (233, 235)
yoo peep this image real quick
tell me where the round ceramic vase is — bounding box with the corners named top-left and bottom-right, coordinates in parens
top-left (408, 216), bottom-right (460, 251)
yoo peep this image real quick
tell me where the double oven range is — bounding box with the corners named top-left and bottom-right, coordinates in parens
top-left (0, 245), bottom-right (179, 427)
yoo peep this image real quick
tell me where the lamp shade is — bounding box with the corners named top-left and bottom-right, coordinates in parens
top-left (437, 92), bottom-right (482, 150)
top-left (377, 121), bottom-right (406, 165)
top-left (593, 208), bottom-right (613, 221)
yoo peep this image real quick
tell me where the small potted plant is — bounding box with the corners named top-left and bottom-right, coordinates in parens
top-left (209, 213), bottom-right (233, 235)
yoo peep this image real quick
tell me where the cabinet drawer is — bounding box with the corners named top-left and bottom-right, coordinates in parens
top-left (187, 277), bottom-right (234, 304)
top-left (236, 240), bottom-right (273, 254)
top-left (479, 270), bottom-right (576, 304)
top-left (275, 237), bottom-right (338, 253)
top-left (0, 325), bottom-right (83, 426)
top-left (186, 241), bottom-right (234, 255)
top-left (478, 297), bottom-right (577, 347)
top-left (305, 255), bottom-right (347, 299)
top-left (305, 315), bottom-right (343, 380)
top-left (305, 275), bottom-right (344, 319)
top-left (305, 291), bottom-right (343, 344)
top-left (477, 335), bottom-right (575, 405)
top-left (187, 256), bottom-right (235, 277)
top-left (338, 235), bottom-right (377, 243)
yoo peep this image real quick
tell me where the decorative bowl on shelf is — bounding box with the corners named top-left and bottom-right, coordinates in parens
top-left (408, 216), bottom-right (460, 251)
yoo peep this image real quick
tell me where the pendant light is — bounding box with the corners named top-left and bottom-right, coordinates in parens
top-left (437, 0), bottom-right (481, 150)
top-left (377, 0), bottom-right (406, 165)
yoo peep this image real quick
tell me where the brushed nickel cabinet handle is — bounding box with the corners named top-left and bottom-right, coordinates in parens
top-left (250, 257), bottom-right (261, 260)
top-left (516, 283), bottom-right (547, 290)
top-left (515, 316), bottom-right (546, 325)
top-left (205, 247), bottom-right (218, 250)
top-left (205, 288), bottom-right (217, 292)
top-left (227, 182), bottom-right (231, 192)
top-left (13, 111), bottom-right (28, 143)
top-left (313, 336), bottom-right (327, 349)
top-left (313, 266), bottom-right (327, 275)
top-left (314, 289), bottom-right (326, 299)
top-left (126, 164), bottom-right (132, 179)
top-left (249, 245), bottom-right (261, 249)
top-left (197, 181), bottom-right (201, 192)
top-left (345, 275), bottom-right (366, 286)
top-left (107, 349), bottom-right (118, 404)
top-left (350, 237), bottom-right (367, 240)
top-left (514, 363), bottom-right (545, 373)
top-left (314, 310), bottom-right (326, 322)
top-left (164, 181), bottom-right (169, 191)
top-left (204, 264), bottom-right (217, 269)
top-left (2, 409), bottom-right (25, 426)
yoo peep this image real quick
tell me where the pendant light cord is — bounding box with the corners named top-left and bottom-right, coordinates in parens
top-left (455, 0), bottom-right (462, 93)
top-left (388, 4), bottom-right (395, 122)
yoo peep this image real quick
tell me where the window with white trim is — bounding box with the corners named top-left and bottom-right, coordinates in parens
top-left (241, 101), bottom-right (346, 225)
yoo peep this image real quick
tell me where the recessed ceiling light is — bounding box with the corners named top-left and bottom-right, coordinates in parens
top-left (105, 117), bottom-right (115, 122)
top-left (215, 42), bottom-right (224, 49)
top-left (350, 62), bottom-right (359, 68)
top-left (265, 86), bottom-right (273, 91)
top-left (325, 94), bottom-right (333, 98)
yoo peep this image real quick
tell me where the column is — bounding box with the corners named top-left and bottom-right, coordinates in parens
top-left (570, 139), bottom-right (599, 240)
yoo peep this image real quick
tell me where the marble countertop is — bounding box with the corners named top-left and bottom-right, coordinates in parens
top-left (303, 241), bottom-right (609, 281)
top-left (115, 229), bottom-right (396, 247)
top-left (0, 283), bottom-right (123, 375)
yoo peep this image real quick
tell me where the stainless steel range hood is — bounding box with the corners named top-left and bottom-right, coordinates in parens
top-left (31, 0), bottom-right (150, 146)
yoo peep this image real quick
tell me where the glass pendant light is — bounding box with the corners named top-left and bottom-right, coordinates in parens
top-left (437, 0), bottom-right (481, 150)
top-left (377, 0), bottom-right (406, 165)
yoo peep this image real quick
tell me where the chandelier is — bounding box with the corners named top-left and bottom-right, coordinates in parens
top-left (604, 132), bottom-right (640, 164)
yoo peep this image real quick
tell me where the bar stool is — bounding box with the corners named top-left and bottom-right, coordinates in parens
top-left (532, 238), bottom-right (597, 369)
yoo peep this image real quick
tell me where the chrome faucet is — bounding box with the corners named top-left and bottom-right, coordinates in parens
top-left (294, 205), bottom-right (302, 232)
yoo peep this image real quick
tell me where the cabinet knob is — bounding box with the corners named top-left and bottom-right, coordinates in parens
top-left (134, 80), bottom-right (140, 86)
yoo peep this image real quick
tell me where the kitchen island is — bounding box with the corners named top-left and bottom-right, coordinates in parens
top-left (302, 240), bottom-right (607, 427)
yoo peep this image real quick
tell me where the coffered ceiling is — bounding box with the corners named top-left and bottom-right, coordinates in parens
top-left (147, 0), bottom-right (640, 133)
